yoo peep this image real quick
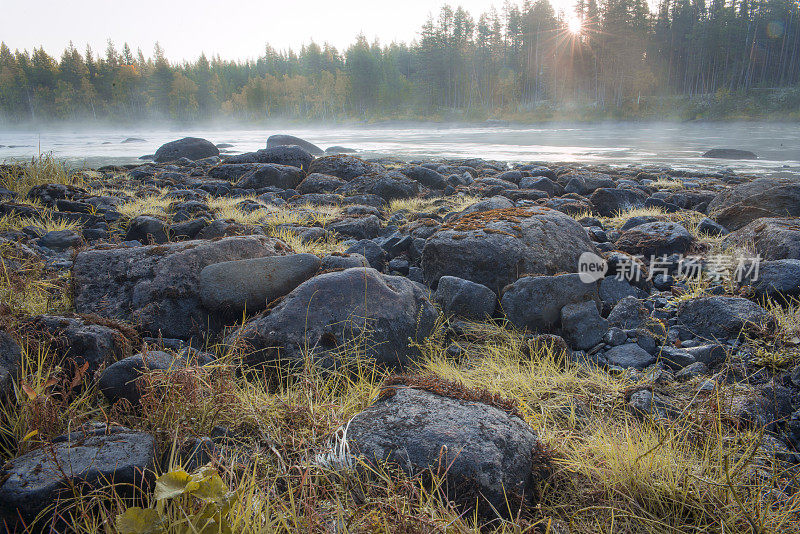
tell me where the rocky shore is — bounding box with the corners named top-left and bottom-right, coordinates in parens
top-left (1, 134), bottom-right (799, 531)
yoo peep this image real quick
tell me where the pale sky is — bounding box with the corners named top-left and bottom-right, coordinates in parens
top-left (0, 0), bottom-right (580, 63)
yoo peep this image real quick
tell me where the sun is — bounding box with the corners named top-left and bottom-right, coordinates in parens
top-left (567, 15), bottom-right (583, 35)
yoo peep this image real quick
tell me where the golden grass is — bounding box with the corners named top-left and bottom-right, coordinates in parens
top-left (0, 153), bottom-right (81, 196)
top-left (0, 212), bottom-right (82, 235)
top-left (0, 243), bottom-right (73, 318)
top-left (386, 194), bottom-right (479, 216)
top-left (651, 178), bottom-right (686, 190)
top-left (269, 227), bottom-right (345, 256)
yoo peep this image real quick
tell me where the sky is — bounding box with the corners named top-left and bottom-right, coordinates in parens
top-left (0, 0), bottom-right (580, 63)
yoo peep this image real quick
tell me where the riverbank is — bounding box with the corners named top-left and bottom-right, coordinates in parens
top-left (0, 142), bottom-right (799, 532)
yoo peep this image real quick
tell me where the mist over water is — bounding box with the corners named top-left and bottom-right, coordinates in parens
top-left (2, 122), bottom-right (800, 176)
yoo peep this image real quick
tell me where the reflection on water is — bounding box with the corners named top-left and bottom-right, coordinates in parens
top-left (1, 122), bottom-right (799, 176)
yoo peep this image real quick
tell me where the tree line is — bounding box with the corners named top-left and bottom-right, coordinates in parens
top-left (1, 0), bottom-right (799, 123)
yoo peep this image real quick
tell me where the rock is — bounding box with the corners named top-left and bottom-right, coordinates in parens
top-left (307, 155), bottom-right (383, 180)
top-left (320, 252), bottom-right (369, 270)
top-left (702, 148), bottom-right (758, 159)
top-left (329, 215), bottom-right (382, 240)
top-left (24, 315), bottom-right (137, 371)
top-left (236, 163), bottom-right (305, 190)
top-left (589, 188), bottom-right (648, 217)
top-left (628, 389), bottom-right (674, 418)
top-left (37, 229), bottom-right (82, 251)
top-left (707, 176), bottom-right (800, 230)
top-left (434, 276), bottom-right (497, 319)
top-left (519, 176), bottom-right (561, 196)
top-left (599, 277), bottom-right (647, 310)
top-left (73, 236), bottom-right (283, 340)
top-left (296, 173), bottom-right (347, 194)
top-left (325, 146), bottom-right (357, 154)
top-left (98, 350), bottom-right (210, 405)
top-left (658, 346), bottom-right (697, 370)
top-left (676, 297), bottom-right (772, 341)
top-left (563, 172), bottom-right (616, 195)
top-left (346, 384), bottom-right (543, 517)
top-left (722, 217), bottom-right (800, 260)
top-left (697, 217), bottom-right (728, 236)
top-left (422, 207), bottom-right (598, 294)
top-left (607, 296), bottom-right (649, 330)
top-left (741, 259), bottom-right (800, 298)
top-left (398, 166), bottom-right (447, 189)
top-left (501, 273), bottom-right (600, 332)
top-left (231, 268), bottom-right (438, 370)
top-left (224, 145), bottom-right (314, 169)
top-left (605, 343), bottom-right (656, 369)
top-left (0, 424), bottom-right (156, 529)
top-left (267, 134), bottom-right (324, 155)
top-left (615, 221), bottom-right (694, 258)
top-left (454, 196), bottom-right (514, 218)
top-left (685, 344), bottom-right (728, 367)
top-left (337, 172), bottom-right (419, 201)
top-left (153, 137), bottom-right (219, 163)
top-left (560, 300), bottom-right (609, 350)
top-left (0, 331), bottom-right (20, 398)
top-left (124, 215), bottom-right (169, 244)
top-left (199, 253), bottom-right (321, 314)
top-left (676, 361), bottom-right (709, 381)
top-left (345, 240), bottom-right (387, 270)
top-left (122, 137), bottom-right (146, 143)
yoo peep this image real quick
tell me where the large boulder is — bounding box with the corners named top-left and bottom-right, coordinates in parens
top-left (308, 155), bottom-right (383, 181)
top-left (266, 134), bottom-right (324, 155)
top-left (346, 382), bottom-right (543, 517)
top-left (707, 177), bottom-right (800, 230)
top-left (702, 148), bottom-right (758, 159)
top-left (73, 236), bottom-right (283, 340)
top-left (676, 297), bottom-right (773, 341)
top-left (722, 217), bottom-right (800, 260)
top-left (336, 172), bottom-right (419, 201)
top-left (230, 268), bottom-right (438, 371)
top-left (741, 259), bottom-right (800, 298)
top-left (398, 166), bottom-right (447, 189)
top-left (501, 273), bottom-right (600, 332)
top-left (589, 188), bottom-right (648, 217)
top-left (199, 253), bottom-right (321, 314)
top-left (0, 424), bottom-right (156, 529)
top-left (224, 146), bottom-right (314, 170)
top-left (235, 163), bottom-right (305, 190)
top-left (433, 276), bottom-right (497, 319)
top-left (153, 137), bottom-right (219, 163)
top-left (615, 221), bottom-right (694, 258)
top-left (563, 172), bottom-right (616, 195)
top-left (296, 173), bottom-right (347, 194)
top-left (422, 207), bottom-right (598, 294)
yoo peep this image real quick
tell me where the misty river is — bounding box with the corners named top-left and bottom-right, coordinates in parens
top-left (2, 122), bottom-right (800, 177)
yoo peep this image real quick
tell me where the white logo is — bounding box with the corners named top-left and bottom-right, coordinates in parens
top-left (578, 252), bottom-right (608, 284)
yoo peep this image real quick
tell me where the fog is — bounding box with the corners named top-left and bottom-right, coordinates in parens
top-left (2, 122), bottom-right (800, 177)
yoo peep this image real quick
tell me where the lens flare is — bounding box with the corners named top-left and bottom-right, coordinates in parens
top-left (568, 16), bottom-right (583, 35)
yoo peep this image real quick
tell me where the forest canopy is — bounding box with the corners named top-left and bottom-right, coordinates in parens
top-left (1, 0), bottom-right (799, 124)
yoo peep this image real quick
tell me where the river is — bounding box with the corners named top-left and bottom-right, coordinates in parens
top-left (1, 122), bottom-right (799, 176)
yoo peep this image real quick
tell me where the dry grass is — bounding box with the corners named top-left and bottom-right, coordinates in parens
top-left (269, 227), bottom-right (345, 256)
top-left (387, 194), bottom-right (479, 216)
top-left (0, 211), bottom-right (82, 235)
top-left (651, 178), bottom-right (686, 190)
top-left (0, 153), bottom-right (81, 196)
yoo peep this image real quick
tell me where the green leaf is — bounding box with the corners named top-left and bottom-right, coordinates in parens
top-left (116, 507), bottom-right (164, 534)
top-left (192, 470), bottom-right (227, 503)
top-left (154, 469), bottom-right (198, 500)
